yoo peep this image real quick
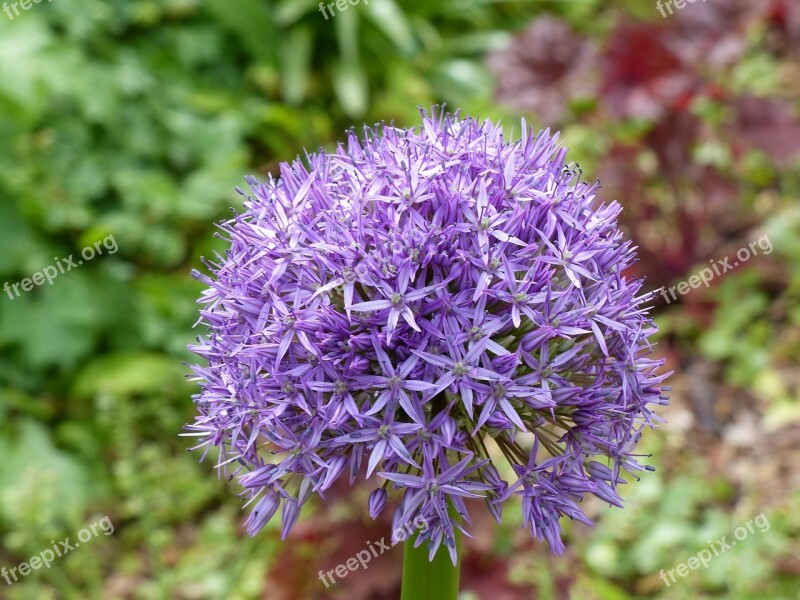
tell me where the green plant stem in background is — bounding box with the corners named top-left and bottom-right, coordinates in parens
top-left (401, 514), bottom-right (462, 600)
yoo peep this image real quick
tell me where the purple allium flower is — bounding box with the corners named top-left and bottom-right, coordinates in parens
top-left (186, 107), bottom-right (669, 564)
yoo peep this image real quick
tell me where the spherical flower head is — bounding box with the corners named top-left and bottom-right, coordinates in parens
top-left (186, 107), bottom-right (669, 563)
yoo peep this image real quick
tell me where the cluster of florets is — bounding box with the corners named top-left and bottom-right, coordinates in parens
top-left (187, 108), bottom-right (668, 563)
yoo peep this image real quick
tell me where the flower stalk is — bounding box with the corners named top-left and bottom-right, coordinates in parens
top-left (401, 505), bottom-right (461, 600)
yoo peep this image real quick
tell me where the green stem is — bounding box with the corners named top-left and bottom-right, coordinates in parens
top-left (401, 509), bottom-right (462, 600)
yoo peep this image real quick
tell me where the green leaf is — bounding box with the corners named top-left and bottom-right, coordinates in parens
top-left (0, 420), bottom-right (93, 533)
top-left (203, 0), bottom-right (276, 60)
top-left (332, 61), bottom-right (368, 118)
top-left (363, 0), bottom-right (418, 56)
top-left (72, 352), bottom-right (189, 400)
top-left (274, 0), bottom-right (321, 26)
top-left (334, 6), bottom-right (361, 63)
top-left (279, 25), bottom-right (314, 105)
